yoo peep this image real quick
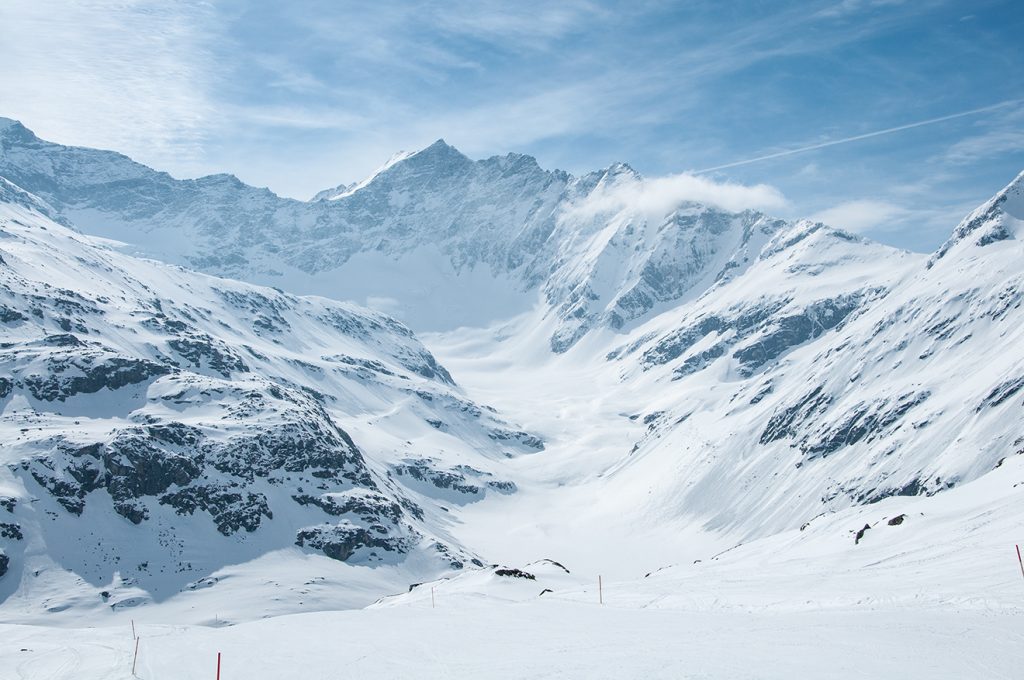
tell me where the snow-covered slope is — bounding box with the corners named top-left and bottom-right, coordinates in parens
top-left (426, 172), bottom-right (1024, 568)
top-left (3, 453), bottom-right (1024, 679)
top-left (2, 115), bottom-right (1023, 661)
top-left (0, 178), bottom-right (543, 623)
top-left (600, 187), bottom-right (1024, 537)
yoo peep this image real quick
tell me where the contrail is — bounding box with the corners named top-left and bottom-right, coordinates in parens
top-left (694, 99), bottom-right (1021, 174)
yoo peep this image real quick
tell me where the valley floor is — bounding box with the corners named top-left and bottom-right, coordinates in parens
top-left (422, 318), bottom-right (724, 579)
top-left (6, 310), bottom-right (1024, 679)
top-left (3, 594), bottom-right (1023, 679)
top-left (8, 381), bottom-right (1023, 678)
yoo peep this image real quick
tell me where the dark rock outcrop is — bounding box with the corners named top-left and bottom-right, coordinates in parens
top-left (0, 523), bottom-right (22, 540)
top-left (854, 523), bottom-right (871, 544)
top-left (295, 524), bottom-right (412, 563)
top-left (21, 353), bottom-right (170, 402)
top-left (494, 567), bottom-right (535, 580)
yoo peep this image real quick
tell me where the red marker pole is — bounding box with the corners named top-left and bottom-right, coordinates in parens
top-left (216, 651), bottom-right (222, 680)
top-left (1017, 545), bottom-right (1024, 580)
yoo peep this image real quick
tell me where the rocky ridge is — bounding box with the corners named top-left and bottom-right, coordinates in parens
top-left (0, 180), bottom-right (530, 613)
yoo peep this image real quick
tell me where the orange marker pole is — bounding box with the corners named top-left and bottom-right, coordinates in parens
top-left (216, 651), bottom-right (222, 680)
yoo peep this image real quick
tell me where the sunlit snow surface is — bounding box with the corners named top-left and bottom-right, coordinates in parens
top-left (3, 456), bottom-right (1024, 678)
top-left (2, 117), bottom-right (1024, 677)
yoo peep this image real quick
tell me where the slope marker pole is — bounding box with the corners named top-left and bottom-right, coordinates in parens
top-left (1017, 544), bottom-right (1024, 580)
top-left (598, 575), bottom-right (603, 605)
top-left (431, 586), bottom-right (436, 609)
top-left (216, 651), bottom-right (222, 680)
top-left (132, 637), bottom-right (139, 676)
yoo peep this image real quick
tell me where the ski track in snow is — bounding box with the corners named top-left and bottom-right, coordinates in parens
top-left (3, 608), bottom-right (1024, 679)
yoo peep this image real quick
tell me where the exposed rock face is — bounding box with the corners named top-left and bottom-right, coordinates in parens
top-left (494, 567), bottom-right (535, 580)
top-left (761, 389), bottom-right (932, 461)
top-left (8, 341), bottom-right (429, 563)
top-left (977, 376), bottom-right (1024, 411)
top-left (295, 524), bottom-right (412, 564)
top-left (21, 352), bottom-right (171, 402)
top-left (18, 385), bottom-right (377, 533)
top-left (0, 523), bottom-right (21, 540)
top-left (635, 292), bottom-right (872, 380)
top-left (855, 523), bottom-right (871, 544)
top-left (391, 459), bottom-right (517, 503)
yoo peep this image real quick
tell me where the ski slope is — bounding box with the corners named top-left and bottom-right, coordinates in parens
top-left (3, 453), bottom-right (1023, 678)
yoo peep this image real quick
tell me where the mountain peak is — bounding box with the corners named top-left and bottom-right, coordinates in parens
top-left (601, 161), bottom-right (640, 181)
top-left (999, 169), bottom-right (1024, 206)
top-left (608, 161), bottom-right (637, 173)
top-left (484, 151), bottom-right (543, 172)
top-left (0, 117), bottom-right (35, 141)
top-left (410, 138), bottom-right (470, 164)
top-left (930, 169), bottom-right (1024, 265)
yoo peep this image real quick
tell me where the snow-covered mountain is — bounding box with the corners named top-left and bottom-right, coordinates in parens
top-left (600, 175), bottom-right (1024, 537)
top-left (1, 117), bottom-right (1023, 636)
top-left (0, 178), bottom-right (543, 622)
top-left (423, 172), bottom-right (1024, 570)
top-left (0, 118), bottom-right (790, 348)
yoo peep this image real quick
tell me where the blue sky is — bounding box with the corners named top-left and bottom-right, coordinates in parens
top-left (2, 0), bottom-right (1022, 250)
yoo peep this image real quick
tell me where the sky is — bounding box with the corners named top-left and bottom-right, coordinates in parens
top-left (1, 0), bottom-right (1022, 251)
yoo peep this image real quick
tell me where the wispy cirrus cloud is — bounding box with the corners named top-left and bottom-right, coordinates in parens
top-left (941, 102), bottom-right (1024, 165)
top-left (433, 0), bottom-right (606, 45)
top-left (810, 199), bottom-right (910, 233)
top-left (695, 100), bottom-right (1022, 174)
top-left (945, 129), bottom-right (1024, 164)
top-left (0, 0), bottom-right (217, 170)
top-left (815, 0), bottom-right (908, 19)
top-left (1, 0), bottom-right (1020, 254)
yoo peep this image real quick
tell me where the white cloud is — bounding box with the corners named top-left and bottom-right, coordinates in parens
top-left (810, 199), bottom-right (909, 233)
top-left (422, 84), bottom-right (613, 152)
top-left (567, 171), bottom-right (788, 222)
top-left (0, 0), bottom-right (215, 170)
top-left (365, 296), bottom-right (402, 314)
top-left (944, 129), bottom-right (1024, 165)
top-left (816, 0), bottom-right (908, 19)
top-left (434, 1), bottom-right (605, 45)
